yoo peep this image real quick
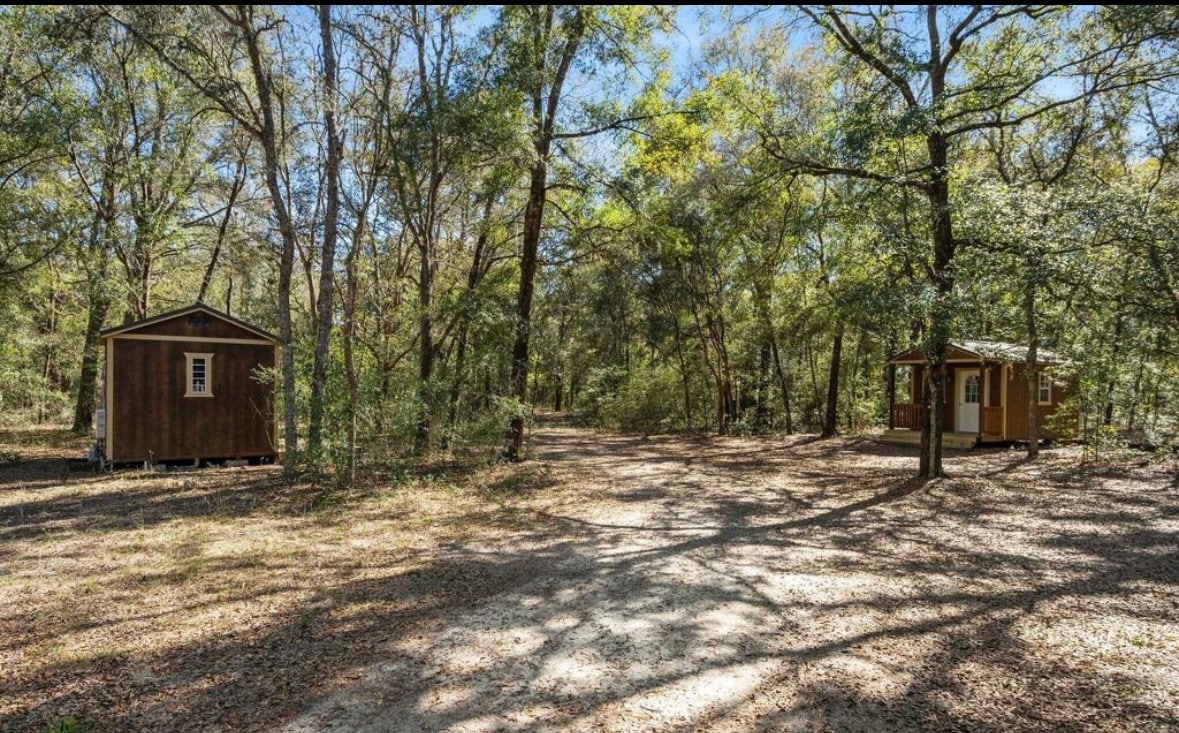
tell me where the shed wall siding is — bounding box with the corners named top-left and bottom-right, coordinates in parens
top-left (108, 338), bottom-right (274, 461)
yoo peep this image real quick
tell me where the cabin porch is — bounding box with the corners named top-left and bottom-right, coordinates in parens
top-left (881, 359), bottom-right (1008, 448)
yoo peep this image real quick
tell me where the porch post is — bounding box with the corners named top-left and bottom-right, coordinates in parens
top-left (887, 363), bottom-right (896, 429)
top-left (979, 359), bottom-right (986, 439)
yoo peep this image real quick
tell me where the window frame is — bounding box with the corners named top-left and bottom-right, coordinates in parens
top-left (1037, 372), bottom-right (1052, 405)
top-left (184, 352), bottom-right (215, 398)
top-left (964, 373), bottom-right (981, 404)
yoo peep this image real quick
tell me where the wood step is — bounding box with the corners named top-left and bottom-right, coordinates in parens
top-left (878, 430), bottom-right (978, 450)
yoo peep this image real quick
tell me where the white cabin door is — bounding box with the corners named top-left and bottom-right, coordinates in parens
top-left (956, 369), bottom-right (980, 433)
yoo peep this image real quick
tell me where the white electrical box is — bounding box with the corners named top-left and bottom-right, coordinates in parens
top-left (95, 408), bottom-right (106, 439)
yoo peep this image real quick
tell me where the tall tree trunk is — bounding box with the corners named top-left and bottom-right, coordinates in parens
top-left (505, 160), bottom-right (547, 460)
top-left (756, 340), bottom-right (771, 429)
top-left (553, 315), bottom-right (567, 412)
top-left (239, 6), bottom-right (299, 479)
top-left (1025, 275), bottom-right (1040, 459)
top-left (344, 258), bottom-right (356, 487)
top-left (503, 6), bottom-right (585, 462)
top-left (342, 188), bottom-right (372, 486)
top-left (847, 328), bottom-right (866, 433)
top-left (71, 159), bottom-right (117, 435)
top-left (701, 309), bottom-right (735, 432)
top-left (343, 239), bottom-right (359, 486)
top-left (918, 364), bottom-right (931, 477)
top-left (197, 151), bottom-right (247, 303)
top-left (444, 326), bottom-right (469, 446)
top-left (308, 4), bottom-right (341, 460)
top-left (754, 275), bottom-right (788, 433)
top-left (822, 324), bottom-right (843, 437)
top-left (770, 339), bottom-right (793, 435)
top-left (920, 127), bottom-right (955, 479)
top-left (671, 316), bottom-right (693, 428)
top-left (444, 194), bottom-right (494, 447)
top-left (1128, 350), bottom-right (1146, 430)
top-left (1103, 294), bottom-right (1127, 426)
top-left (72, 294), bottom-right (109, 434)
top-left (416, 245), bottom-right (434, 453)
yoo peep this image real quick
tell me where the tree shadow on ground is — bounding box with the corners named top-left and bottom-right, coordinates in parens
top-left (4, 429), bottom-right (1177, 732)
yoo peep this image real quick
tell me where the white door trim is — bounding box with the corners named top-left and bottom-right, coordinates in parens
top-left (956, 368), bottom-right (981, 433)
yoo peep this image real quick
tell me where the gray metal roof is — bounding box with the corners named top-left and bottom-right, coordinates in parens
top-left (889, 338), bottom-right (1068, 364)
top-left (955, 339), bottom-right (1065, 363)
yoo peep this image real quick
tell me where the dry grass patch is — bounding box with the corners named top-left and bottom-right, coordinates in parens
top-left (0, 428), bottom-right (568, 732)
top-left (2, 425), bottom-right (1177, 732)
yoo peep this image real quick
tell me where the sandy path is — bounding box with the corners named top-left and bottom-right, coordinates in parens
top-left (284, 427), bottom-right (1179, 733)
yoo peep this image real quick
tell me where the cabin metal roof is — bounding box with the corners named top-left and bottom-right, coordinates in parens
top-left (99, 303), bottom-right (279, 342)
top-left (889, 339), bottom-right (1066, 364)
top-left (955, 339), bottom-right (1064, 363)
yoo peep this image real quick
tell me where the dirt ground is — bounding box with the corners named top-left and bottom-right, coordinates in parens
top-left (1, 424), bottom-right (1177, 732)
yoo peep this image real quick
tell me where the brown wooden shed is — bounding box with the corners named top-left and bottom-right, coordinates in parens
top-left (98, 304), bottom-right (278, 464)
top-left (883, 339), bottom-right (1074, 448)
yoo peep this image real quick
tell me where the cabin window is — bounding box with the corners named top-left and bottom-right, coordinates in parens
top-left (184, 352), bottom-right (215, 398)
top-left (964, 374), bottom-right (980, 404)
top-left (1037, 373), bottom-right (1051, 405)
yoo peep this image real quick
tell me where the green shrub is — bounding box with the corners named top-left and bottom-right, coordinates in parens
top-left (43, 717), bottom-right (92, 733)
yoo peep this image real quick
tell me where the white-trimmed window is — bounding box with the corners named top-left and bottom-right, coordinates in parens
top-left (1037, 373), bottom-right (1052, 405)
top-left (185, 352), bottom-right (214, 397)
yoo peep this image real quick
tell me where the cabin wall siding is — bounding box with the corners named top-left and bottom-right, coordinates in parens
top-left (985, 363), bottom-right (1001, 406)
top-left (1004, 363), bottom-right (1070, 440)
top-left (108, 338), bottom-right (274, 461)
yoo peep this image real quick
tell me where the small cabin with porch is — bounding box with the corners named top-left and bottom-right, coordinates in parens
top-left (883, 339), bottom-right (1072, 449)
top-left (97, 304), bottom-right (278, 465)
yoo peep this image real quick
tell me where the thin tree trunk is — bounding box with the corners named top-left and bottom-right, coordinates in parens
top-left (553, 314), bottom-right (567, 412)
top-left (342, 185), bottom-right (373, 485)
top-left (918, 365), bottom-right (933, 477)
top-left (822, 324), bottom-right (843, 437)
top-left (770, 339), bottom-right (793, 434)
top-left (806, 336), bottom-right (820, 410)
top-left (343, 236), bottom-right (360, 486)
top-left (847, 328), bottom-right (865, 433)
top-left (756, 340), bottom-right (770, 429)
top-left (198, 150), bottom-right (247, 303)
top-left (308, 4), bottom-right (341, 460)
top-left (238, 6), bottom-right (299, 479)
top-left (416, 242), bottom-right (434, 452)
top-left (444, 325), bottom-right (468, 446)
top-left (72, 295), bottom-right (109, 434)
top-left (71, 158), bottom-right (117, 435)
top-left (1025, 275), bottom-right (1040, 458)
top-left (444, 194), bottom-right (494, 447)
top-left (1128, 351), bottom-right (1146, 429)
top-left (1103, 300), bottom-right (1126, 426)
top-left (671, 316), bottom-right (693, 428)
